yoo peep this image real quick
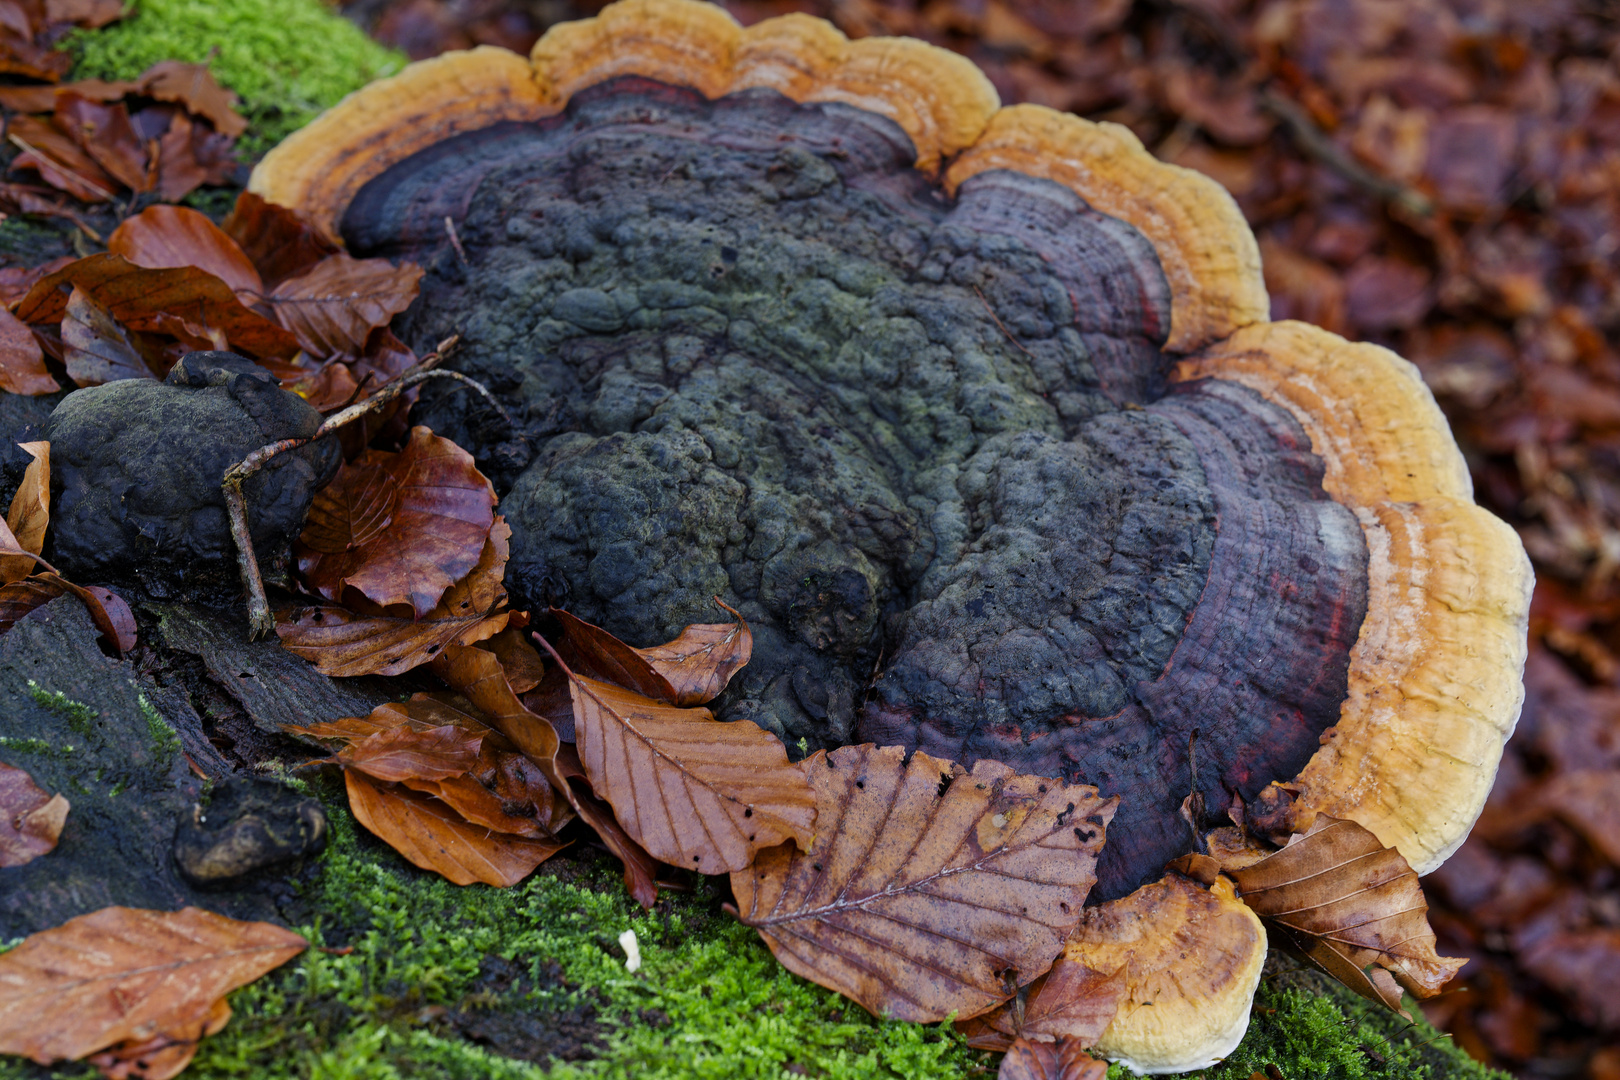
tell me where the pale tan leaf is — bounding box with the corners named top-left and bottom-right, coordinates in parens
top-left (1227, 815), bottom-right (1465, 1013)
top-left (0, 441), bottom-right (47, 584)
top-left (344, 770), bottom-right (564, 887)
top-left (0, 760), bottom-right (68, 868)
top-left (0, 906), bottom-right (304, 1065)
top-left (633, 598), bottom-right (753, 705)
top-left (731, 744), bottom-right (1115, 1022)
top-left (86, 995), bottom-right (230, 1080)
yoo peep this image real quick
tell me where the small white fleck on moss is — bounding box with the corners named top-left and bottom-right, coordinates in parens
top-left (619, 929), bottom-right (641, 973)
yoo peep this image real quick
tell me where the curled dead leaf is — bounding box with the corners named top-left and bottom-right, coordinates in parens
top-left (221, 192), bottom-right (339, 291)
top-left (0, 441), bottom-right (48, 584)
top-left (955, 957), bottom-right (1127, 1052)
top-left (333, 724), bottom-right (484, 783)
top-left (61, 286), bottom-right (156, 385)
top-left (0, 760), bottom-right (68, 868)
top-left (731, 745), bottom-right (1115, 1022)
top-left (268, 252), bottom-right (423, 359)
top-left (546, 607), bottom-right (679, 703)
top-left (632, 598), bottom-right (753, 705)
top-left (0, 906), bottom-right (304, 1069)
top-left (552, 742), bottom-right (662, 909)
top-left (996, 1036), bottom-right (1109, 1080)
top-left (1226, 815), bottom-right (1465, 1014)
top-left (135, 61), bottom-right (247, 139)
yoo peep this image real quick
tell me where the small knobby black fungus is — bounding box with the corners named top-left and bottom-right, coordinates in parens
top-left (45, 351), bottom-right (339, 596)
top-left (171, 775), bottom-right (328, 888)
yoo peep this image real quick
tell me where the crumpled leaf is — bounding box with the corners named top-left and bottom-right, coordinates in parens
top-left (151, 109), bottom-right (235, 203)
top-left (541, 641), bottom-right (815, 875)
top-left (0, 906), bottom-right (304, 1070)
top-left (108, 206), bottom-right (263, 298)
top-left (7, 114), bottom-right (118, 202)
top-left (996, 1037), bottom-right (1108, 1080)
top-left (221, 192), bottom-right (338, 291)
top-left (0, 441), bottom-right (47, 584)
top-left (0, 760), bottom-right (68, 868)
top-left (277, 518), bottom-right (513, 677)
top-left (297, 427), bottom-right (496, 617)
top-left (61, 286), bottom-right (157, 385)
top-left (1226, 815), bottom-right (1465, 1015)
top-left (955, 957), bottom-right (1127, 1052)
top-left (333, 724), bottom-right (484, 783)
top-left (632, 598), bottom-right (753, 705)
top-left (0, 307), bottom-right (59, 396)
top-left (344, 770), bottom-right (564, 887)
top-left (135, 61), bottom-right (246, 138)
top-left (0, 572), bottom-right (134, 654)
top-left (731, 744), bottom-right (1115, 1022)
top-left (547, 607), bottom-right (679, 703)
top-left (53, 92), bottom-right (148, 193)
top-left (268, 252), bottom-right (423, 358)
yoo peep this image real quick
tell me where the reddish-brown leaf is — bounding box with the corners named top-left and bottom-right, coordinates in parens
top-left (731, 745), bottom-right (1115, 1023)
top-left (0, 760), bottom-right (68, 868)
top-left (1227, 816), bottom-right (1465, 1014)
top-left (87, 995), bottom-right (229, 1080)
top-left (544, 643), bottom-right (815, 875)
top-left (0, 29), bottom-right (73, 82)
top-left (552, 742), bottom-right (662, 909)
top-left (15, 253), bottom-right (299, 360)
top-left (0, 441), bottom-right (48, 583)
top-left (632, 598), bottom-right (753, 705)
top-left (108, 206), bottom-right (263, 298)
top-left (7, 113), bottom-right (118, 202)
top-left (285, 695), bottom-right (498, 745)
top-left (0, 576), bottom-right (65, 633)
top-left (480, 628), bottom-right (546, 693)
top-left (61, 286), bottom-right (155, 385)
top-left (46, 0), bottom-right (127, 30)
top-left (54, 92), bottom-right (149, 193)
top-left (996, 1037), bottom-right (1108, 1080)
top-left (151, 110), bottom-right (232, 203)
top-left (42, 575), bottom-right (136, 655)
top-left (0, 80), bottom-right (134, 113)
top-left (268, 253), bottom-right (423, 359)
top-left (135, 61), bottom-right (246, 138)
top-left (297, 428), bottom-right (496, 617)
top-left (547, 607), bottom-right (678, 704)
top-left (0, 906), bottom-right (304, 1067)
top-left (344, 770), bottom-right (564, 887)
top-left (277, 518), bottom-right (512, 677)
top-left (221, 192), bottom-right (339, 290)
top-left (0, 307), bottom-right (57, 396)
top-left (333, 724), bottom-right (484, 783)
top-left (955, 957), bottom-right (1127, 1052)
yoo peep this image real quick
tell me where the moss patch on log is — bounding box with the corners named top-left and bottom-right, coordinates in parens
top-left (65, 0), bottom-right (405, 154)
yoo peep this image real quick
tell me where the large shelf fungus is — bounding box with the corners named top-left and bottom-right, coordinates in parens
top-left (251, 0), bottom-right (1532, 1071)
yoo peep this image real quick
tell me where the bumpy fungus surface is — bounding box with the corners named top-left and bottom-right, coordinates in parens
top-left (341, 79), bottom-right (1365, 901)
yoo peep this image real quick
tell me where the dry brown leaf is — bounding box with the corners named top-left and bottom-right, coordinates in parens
top-left (0, 307), bottom-right (58, 396)
top-left (543, 642), bottom-right (814, 874)
top-left (54, 93), bottom-right (148, 193)
top-left (333, 724), bottom-right (484, 783)
top-left (108, 206), bottom-right (263, 298)
top-left (479, 627), bottom-right (546, 693)
top-left (552, 742), bottom-right (662, 909)
top-left (46, 0), bottom-right (126, 30)
top-left (0, 760), bottom-right (68, 868)
top-left (0, 441), bottom-right (48, 583)
top-left (996, 1037), bottom-right (1109, 1080)
top-left (955, 957), bottom-right (1127, 1052)
top-left (730, 744), bottom-right (1115, 1022)
top-left (632, 598), bottom-right (753, 705)
top-left (344, 770), bottom-right (564, 887)
top-left (268, 252), bottom-right (423, 359)
top-left (277, 518), bottom-right (512, 677)
top-left (0, 573), bottom-right (133, 654)
top-left (0, 906), bottom-right (304, 1068)
top-left (61, 285), bottom-right (156, 385)
top-left (135, 61), bottom-right (246, 138)
top-left (285, 695), bottom-right (496, 744)
top-left (151, 110), bottom-right (235, 203)
top-left (8, 114), bottom-right (118, 202)
top-left (546, 607), bottom-right (678, 703)
top-left (297, 428), bottom-right (496, 618)
top-left (221, 192), bottom-right (339, 291)
top-left (87, 995), bottom-right (229, 1080)
top-left (1227, 815), bottom-right (1465, 1014)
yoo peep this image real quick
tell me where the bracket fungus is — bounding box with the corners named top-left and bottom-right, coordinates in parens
top-left (251, 0), bottom-right (1533, 1071)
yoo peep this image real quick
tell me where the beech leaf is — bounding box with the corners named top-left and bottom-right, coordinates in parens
top-left (268, 252), bottom-right (423, 358)
top-left (136, 61), bottom-right (247, 138)
top-left (955, 957), bottom-right (1127, 1052)
top-left (297, 461), bottom-right (400, 555)
top-left (0, 760), bottom-right (68, 868)
top-left (996, 1037), bottom-right (1109, 1080)
top-left (730, 744), bottom-right (1115, 1022)
top-left (333, 724), bottom-right (485, 783)
top-left (1226, 815), bottom-right (1466, 1014)
top-left (54, 93), bottom-right (148, 193)
top-left (542, 641), bottom-right (815, 874)
top-left (0, 307), bottom-right (58, 396)
top-left (0, 441), bottom-right (48, 584)
top-left (552, 742), bottom-right (663, 909)
top-left (221, 192), bottom-right (338, 291)
top-left (343, 770), bottom-right (565, 887)
top-left (632, 598), bottom-right (753, 705)
top-left (61, 286), bottom-right (156, 385)
top-left (108, 205), bottom-right (263, 298)
top-left (547, 607), bottom-right (679, 703)
top-left (0, 906), bottom-right (304, 1068)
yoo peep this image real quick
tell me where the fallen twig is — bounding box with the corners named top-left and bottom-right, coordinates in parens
top-left (1259, 89), bottom-right (1435, 217)
top-left (223, 336), bottom-right (510, 638)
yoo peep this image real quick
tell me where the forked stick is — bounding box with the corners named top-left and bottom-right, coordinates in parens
top-left (223, 338), bottom-right (508, 637)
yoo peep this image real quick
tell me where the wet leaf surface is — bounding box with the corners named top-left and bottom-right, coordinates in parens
top-left (955, 956), bottom-right (1127, 1052)
top-left (268, 252), bottom-right (423, 358)
top-left (108, 206), bottom-right (264, 298)
top-left (995, 1037), bottom-right (1108, 1080)
top-left (0, 760), bottom-right (68, 869)
top-left (60, 286), bottom-right (156, 385)
top-left (0, 307), bottom-right (59, 396)
top-left (221, 193), bottom-right (340, 291)
top-left (731, 744), bottom-right (1114, 1022)
top-left (333, 723), bottom-right (485, 783)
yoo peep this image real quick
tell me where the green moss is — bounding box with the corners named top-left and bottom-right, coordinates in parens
top-left (0, 781), bottom-right (1512, 1079)
top-left (66, 0), bottom-right (405, 154)
top-left (24, 681), bottom-right (96, 735)
top-left (137, 694), bottom-right (180, 762)
top-left (0, 735), bottom-right (69, 756)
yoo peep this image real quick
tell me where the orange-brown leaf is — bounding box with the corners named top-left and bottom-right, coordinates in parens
top-left (552, 742), bottom-right (662, 909)
top-left (277, 518), bottom-right (512, 677)
top-left (0, 307), bottom-right (58, 396)
top-left (633, 598), bottom-right (752, 705)
top-left (334, 724), bottom-right (484, 783)
top-left (54, 93), bottom-right (148, 193)
top-left (135, 61), bottom-right (247, 138)
top-left (547, 607), bottom-right (678, 703)
top-left (344, 770), bottom-right (564, 887)
top-left (955, 957), bottom-right (1127, 1052)
top-left (108, 206), bottom-right (263, 298)
top-left (0, 906), bottom-right (304, 1066)
top-left (479, 628), bottom-right (546, 693)
top-left (297, 428), bottom-right (496, 617)
top-left (731, 744), bottom-right (1115, 1023)
top-left (39, 574), bottom-right (136, 655)
top-left (86, 994), bottom-right (230, 1080)
top-left (550, 651), bottom-right (815, 874)
top-left (221, 192), bottom-right (339, 291)
top-left (402, 749), bottom-right (564, 839)
top-left (0, 576), bottom-right (65, 632)
top-left (268, 252), bottom-right (423, 359)
top-left (0, 441), bottom-right (48, 584)
top-left (284, 696), bottom-right (498, 745)
top-left (0, 760), bottom-right (68, 868)
top-left (996, 1037), bottom-right (1108, 1080)
top-left (8, 114), bottom-right (118, 202)
top-left (1226, 816), bottom-right (1465, 1014)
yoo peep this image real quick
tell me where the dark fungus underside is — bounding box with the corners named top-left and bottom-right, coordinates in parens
top-left (344, 77), bottom-right (1369, 900)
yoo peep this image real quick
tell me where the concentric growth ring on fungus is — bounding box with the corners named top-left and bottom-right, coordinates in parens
top-left (252, 1), bottom-right (1532, 1071)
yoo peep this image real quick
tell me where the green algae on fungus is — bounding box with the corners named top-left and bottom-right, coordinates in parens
top-left (66, 0), bottom-right (404, 154)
